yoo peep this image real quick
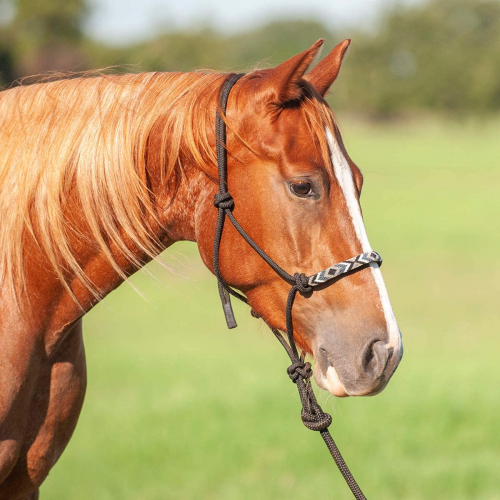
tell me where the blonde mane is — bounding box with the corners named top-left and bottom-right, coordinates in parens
top-left (0, 70), bottom-right (337, 304)
top-left (0, 71), bottom-right (225, 301)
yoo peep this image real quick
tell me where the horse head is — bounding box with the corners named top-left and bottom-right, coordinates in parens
top-left (196, 40), bottom-right (403, 397)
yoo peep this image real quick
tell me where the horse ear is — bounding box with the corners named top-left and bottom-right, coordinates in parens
top-left (305, 39), bottom-right (351, 97)
top-left (264, 39), bottom-right (324, 104)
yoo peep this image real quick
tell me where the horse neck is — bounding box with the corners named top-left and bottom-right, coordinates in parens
top-left (146, 117), bottom-right (214, 246)
top-left (11, 83), bottom-right (217, 351)
top-left (22, 163), bottom-right (210, 355)
top-left (65, 120), bottom-right (215, 324)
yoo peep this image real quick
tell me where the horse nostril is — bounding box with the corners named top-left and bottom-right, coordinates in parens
top-left (362, 342), bottom-right (376, 371)
top-left (317, 346), bottom-right (329, 366)
top-left (362, 340), bottom-right (390, 376)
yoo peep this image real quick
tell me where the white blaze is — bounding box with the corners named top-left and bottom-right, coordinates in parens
top-left (326, 128), bottom-right (401, 351)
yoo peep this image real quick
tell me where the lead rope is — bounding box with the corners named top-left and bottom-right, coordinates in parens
top-left (213, 73), bottom-right (368, 500)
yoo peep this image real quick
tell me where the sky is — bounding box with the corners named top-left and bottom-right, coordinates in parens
top-left (84, 0), bottom-right (422, 45)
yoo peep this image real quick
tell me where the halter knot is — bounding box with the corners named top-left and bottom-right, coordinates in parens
top-left (294, 273), bottom-right (312, 294)
top-left (287, 360), bottom-right (312, 382)
top-left (301, 402), bottom-right (332, 431)
top-left (214, 192), bottom-right (234, 210)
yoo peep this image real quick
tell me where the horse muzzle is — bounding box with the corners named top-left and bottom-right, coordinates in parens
top-left (313, 336), bottom-right (403, 397)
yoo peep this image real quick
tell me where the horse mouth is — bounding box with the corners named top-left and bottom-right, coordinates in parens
top-left (313, 348), bottom-right (398, 398)
top-left (314, 364), bottom-right (349, 397)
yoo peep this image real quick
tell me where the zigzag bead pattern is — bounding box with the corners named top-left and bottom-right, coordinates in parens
top-left (307, 251), bottom-right (382, 287)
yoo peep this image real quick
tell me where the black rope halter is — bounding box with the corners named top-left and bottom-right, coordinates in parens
top-left (213, 73), bottom-right (382, 500)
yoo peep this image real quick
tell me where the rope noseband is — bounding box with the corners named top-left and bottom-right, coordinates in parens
top-left (213, 73), bottom-right (381, 500)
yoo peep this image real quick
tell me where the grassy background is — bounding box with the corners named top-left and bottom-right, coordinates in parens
top-left (42, 119), bottom-right (500, 499)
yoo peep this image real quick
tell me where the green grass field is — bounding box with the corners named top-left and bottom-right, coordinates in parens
top-left (42, 119), bottom-right (500, 499)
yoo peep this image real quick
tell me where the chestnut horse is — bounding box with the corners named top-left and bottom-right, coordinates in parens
top-left (0, 39), bottom-right (403, 498)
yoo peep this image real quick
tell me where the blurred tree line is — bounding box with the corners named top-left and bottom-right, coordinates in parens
top-left (1, 0), bottom-right (499, 118)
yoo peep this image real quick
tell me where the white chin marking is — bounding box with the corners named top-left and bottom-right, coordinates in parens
top-left (316, 365), bottom-right (348, 397)
top-left (325, 128), bottom-right (402, 352)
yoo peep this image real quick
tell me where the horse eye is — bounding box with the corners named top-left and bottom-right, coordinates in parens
top-left (290, 181), bottom-right (312, 197)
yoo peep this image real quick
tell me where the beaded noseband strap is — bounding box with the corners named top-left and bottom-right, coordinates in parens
top-left (212, 73), bottom-right (381, 500)
top-left (308, 250), bottom-right (382, 287)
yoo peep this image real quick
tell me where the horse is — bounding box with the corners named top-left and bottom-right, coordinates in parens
top-left (0, 39), bottom-right (403, 498)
